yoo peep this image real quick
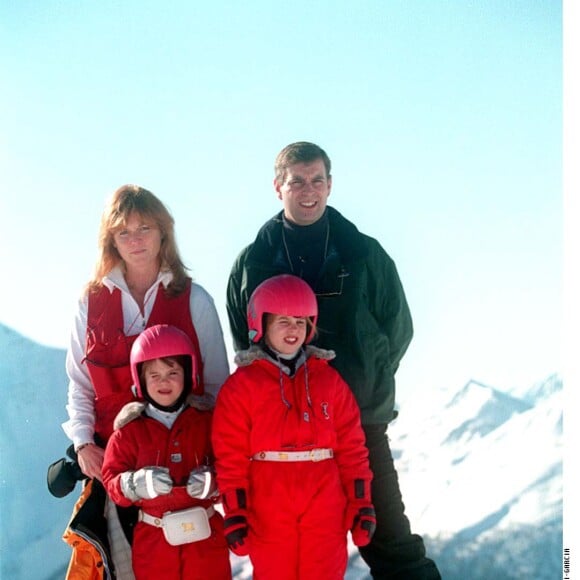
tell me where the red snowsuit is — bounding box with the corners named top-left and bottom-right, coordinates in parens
top-left (102, 400), bottom-right (231, 580)
top-left (212, 346), bottom-right (372, 580)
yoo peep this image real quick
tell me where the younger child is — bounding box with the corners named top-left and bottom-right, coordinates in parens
top-left (213, 274), bottom-right (376, 579)
top-left (102, 324), bottom-right (231, 580)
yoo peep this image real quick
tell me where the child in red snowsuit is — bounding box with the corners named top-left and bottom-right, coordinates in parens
top-left (102, 324), bottom-right (231, 580)
top-left (213, 275), bottom-right (376, 580)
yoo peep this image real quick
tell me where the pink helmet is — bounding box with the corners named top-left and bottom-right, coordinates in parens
top-left (130, 324), bottom-right (199, 398)
top-left (247, 275), bottom-right (318, 344)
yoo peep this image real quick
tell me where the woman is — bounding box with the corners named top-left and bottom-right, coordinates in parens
top-left (61, 184), bottom-right (229, 579)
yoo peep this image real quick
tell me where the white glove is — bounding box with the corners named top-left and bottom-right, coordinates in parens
top-left (186, 466), bottom-right (218, 499)
top-left (120, 467), bottom-right (173, 501)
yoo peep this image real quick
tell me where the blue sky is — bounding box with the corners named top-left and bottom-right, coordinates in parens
top-left (0, 1), bottom-right (564, 405)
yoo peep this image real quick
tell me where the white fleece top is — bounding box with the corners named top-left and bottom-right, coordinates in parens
top-left (62, 266), bottom-right (229, 448)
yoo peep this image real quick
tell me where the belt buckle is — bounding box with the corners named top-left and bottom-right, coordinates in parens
top-left (310, 449), bottom-right (321, 462)
top-left (139, 511), bottom-right (163, 527)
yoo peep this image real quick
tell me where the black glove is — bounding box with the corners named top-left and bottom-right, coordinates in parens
top-left (222, 488), bottom-right (250, 556)
top-left (348, 505), bottom-right (377, 546)
top-left (344, 478), bottom-right (376, 547)
top-left (47, 456), bottom-right (86, 498)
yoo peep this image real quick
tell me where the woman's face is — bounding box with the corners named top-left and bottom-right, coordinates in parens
top-left (112, 212), bottom-right (162, 272)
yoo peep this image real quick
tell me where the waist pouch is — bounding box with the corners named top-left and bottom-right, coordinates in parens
top-left (139, 506), bottom-right (213, 546)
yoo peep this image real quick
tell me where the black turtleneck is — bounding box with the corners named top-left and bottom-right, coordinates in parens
top-left (282, 210), bottom-right (329, 287)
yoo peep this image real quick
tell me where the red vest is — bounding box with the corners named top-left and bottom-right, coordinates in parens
top-left (84, 280), bottom-right (203, 443)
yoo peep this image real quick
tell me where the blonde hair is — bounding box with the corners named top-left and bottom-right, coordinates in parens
top-left (87, 185), bottom-right (188, 296)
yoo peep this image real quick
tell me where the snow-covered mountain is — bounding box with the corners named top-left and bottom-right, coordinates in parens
top-left (0, 324), bottom-right (563, 579)
top-left (390, 377), bottom-right (563, 579)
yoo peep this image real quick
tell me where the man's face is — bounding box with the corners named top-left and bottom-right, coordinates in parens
top-left (274, 159), bottom-right (331, 226)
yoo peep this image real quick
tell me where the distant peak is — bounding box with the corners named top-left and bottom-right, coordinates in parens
top-left (448, 379), bottom-right (532, 413)
top-left (462, 379), bottom-right (496, 391)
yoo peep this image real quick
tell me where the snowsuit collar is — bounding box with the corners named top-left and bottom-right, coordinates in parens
top-left (234, 344), bottom-right (335, 369)
top-left (113, 392), bottom-right (215, 431)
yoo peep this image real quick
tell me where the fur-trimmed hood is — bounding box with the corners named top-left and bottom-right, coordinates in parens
top-left (234, 344), bottom-right (335, 368)
top-left (113, 392), bottom-right (215, 431)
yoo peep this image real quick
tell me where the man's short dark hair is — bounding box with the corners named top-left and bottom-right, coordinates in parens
top-left (274, 142), bottom-right (332, 184)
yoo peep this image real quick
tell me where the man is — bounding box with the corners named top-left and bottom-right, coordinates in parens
top-left (226, 141), bottom-right (441, 579)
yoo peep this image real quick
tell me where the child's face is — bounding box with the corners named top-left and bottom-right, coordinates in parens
top-left (265, 314), bottom-right (307, 355)
top-left (142, 358), bottom-right (185, 407)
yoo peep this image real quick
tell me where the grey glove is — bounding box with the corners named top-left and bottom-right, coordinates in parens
top-left (120, 467), bottom-right (173, 501)
top-left (186, 465), bottom-right (218, 499)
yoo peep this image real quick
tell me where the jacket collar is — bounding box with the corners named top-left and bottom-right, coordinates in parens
top-left (234, 344), bottom-right (336, 369)
top-left (113, 392), bottom-right (215, 430)
top-left (102, 265), bottom-right (173, 294)
top-left (249, 206), bottom-right (367, 264)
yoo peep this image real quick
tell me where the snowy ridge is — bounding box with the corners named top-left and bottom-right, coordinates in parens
top-left (444, 379), bottom-right (532, 444)
top-left (389, 376), bottom-right (563, 579)
top-left (0, 323), bottom-right (562, 579)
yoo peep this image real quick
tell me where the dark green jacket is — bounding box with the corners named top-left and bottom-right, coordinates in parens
top-left (226, 207), bottom-right (413, 425)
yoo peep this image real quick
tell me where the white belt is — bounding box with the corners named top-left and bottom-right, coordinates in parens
top-left (139, 505), bottom-right (215, 527)
top-left (253, 448), bottom-right (334, 462)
